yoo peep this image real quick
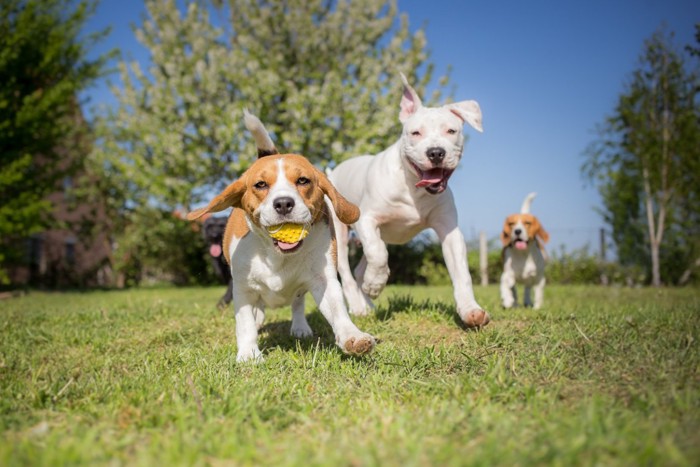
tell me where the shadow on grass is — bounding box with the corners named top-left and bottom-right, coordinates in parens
top-left (258, 310), bottom-right (338, 354)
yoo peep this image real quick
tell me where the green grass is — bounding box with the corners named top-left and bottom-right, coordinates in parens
top-left (0, 285), bottom-right (698, 466)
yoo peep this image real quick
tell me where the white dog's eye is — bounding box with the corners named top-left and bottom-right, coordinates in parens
top-left (296, 177), bottom-right (310, 186)
top-left (447, 129), bottom-right (457, 135)
top-left (410, 130), bottom-right (421, 137)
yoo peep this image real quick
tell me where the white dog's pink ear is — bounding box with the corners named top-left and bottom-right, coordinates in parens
top-left (399, 72), bottom-right (422, 123)
top-left (447, 101), bottom-right (483, 133)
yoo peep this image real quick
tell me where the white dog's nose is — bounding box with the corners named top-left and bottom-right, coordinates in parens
top-left (427, 147), bottom-right (446, 164)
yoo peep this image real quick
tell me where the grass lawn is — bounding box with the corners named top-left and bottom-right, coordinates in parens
top-left (0, 284), bottom-right (698, 466)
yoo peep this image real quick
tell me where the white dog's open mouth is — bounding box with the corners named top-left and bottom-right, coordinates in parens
top-left (273, 239), bottom-right (304, 253)
top-left (410, 161), bottom-right (454, 194)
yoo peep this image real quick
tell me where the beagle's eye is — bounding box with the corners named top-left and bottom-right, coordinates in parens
top-left (446, 129), bottom-right (457, 135)
top-left (254, 180), bottom-right (268, 190)
top-left (508, 222), bottom-right (515, 227)
top-left (410, 130), bottom-right (421, 137)
top-left (296, 177), bottom-right (310, 186)
top-left (524, 221), bottom-right (532, 226)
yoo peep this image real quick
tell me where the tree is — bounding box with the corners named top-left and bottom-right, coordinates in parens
top-left (0, 0), bottom-right (110, 283)
top-left (584, 27), bottom-right (700, 286)
top-left (91, 0), bottom-right (448, 283)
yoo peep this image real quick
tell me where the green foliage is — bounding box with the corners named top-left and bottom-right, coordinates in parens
top-left (1, 286), bottom-right (698, 463)
top-left (583, 26), bottom-right (700, 285)
top-left (0, 0), bottom-right (111, 283)
top-left (91, 0), bottom-right (446, 285)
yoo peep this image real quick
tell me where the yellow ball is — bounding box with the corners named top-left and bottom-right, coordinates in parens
top-left (267, 223), bottom-right (309, 243)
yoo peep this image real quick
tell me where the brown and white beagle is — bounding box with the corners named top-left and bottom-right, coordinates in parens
top-left (187, 111), bottom-right (375, 362)
top-left (500, 192), bottom-right (550, 309)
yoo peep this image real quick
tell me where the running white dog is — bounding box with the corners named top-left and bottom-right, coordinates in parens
top-left (328, 73), bottom-right (490, 328)
top-left (500, 192), bottom-right (550, 309)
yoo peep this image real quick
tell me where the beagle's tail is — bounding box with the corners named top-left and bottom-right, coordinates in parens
top-left (520, 192), bottom-right (537, 214)
top-left (243, 109), bottom-right (279, 158)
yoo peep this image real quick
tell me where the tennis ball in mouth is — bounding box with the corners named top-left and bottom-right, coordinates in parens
top-left (267, 223), bottom-right (309, 244)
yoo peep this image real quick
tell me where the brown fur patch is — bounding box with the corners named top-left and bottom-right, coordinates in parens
top-left (223, 209), bottom-right (249, 264)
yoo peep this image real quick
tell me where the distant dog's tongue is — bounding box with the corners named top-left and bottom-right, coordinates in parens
top-left (515, 240), bottom-right (527, 250)
top-left (209, 244), bottom-right (222, 257)
top-left (415, 168), bottom-right (444, 188)
top-left (277, 241), bottom-right (300, 251)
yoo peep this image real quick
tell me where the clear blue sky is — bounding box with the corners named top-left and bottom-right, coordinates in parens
top-left (82, 0), bottom-right (700, 255)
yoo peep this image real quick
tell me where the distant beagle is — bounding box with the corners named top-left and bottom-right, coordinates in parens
top-left (187, 111), bottom-right (375, 362)
top-left (500, 192), bottom-right (550, 309)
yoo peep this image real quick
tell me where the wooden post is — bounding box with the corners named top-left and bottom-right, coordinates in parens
top-left (479, 231), bottom-right (488, 286)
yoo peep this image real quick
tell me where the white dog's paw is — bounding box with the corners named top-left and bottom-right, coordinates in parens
top-left (338, 332), bottom-right (376, 356)
top-left (361, 266), bottom-right (389, 299)
top-left (290, 321), bottom-right (313, 338)
top-left (346, 292), bottom-right (375, 316)
top-left (236, 347), bottom-right (263, 363)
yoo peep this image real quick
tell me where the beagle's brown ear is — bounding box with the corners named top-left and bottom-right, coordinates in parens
top-left (501, 215), bottom-right (514, 247)
top-left (186, 177), bottom-right (247, 221)
top-left (315, 168), bottom-right (360, 225)
top-left (534, 217), bottom-right (550, 244)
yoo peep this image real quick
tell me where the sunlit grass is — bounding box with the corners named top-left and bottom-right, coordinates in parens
top-left (1, 285), bottom-right (698, 465)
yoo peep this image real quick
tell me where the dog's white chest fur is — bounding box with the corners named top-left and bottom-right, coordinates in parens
top-left (504, 245), bottom-right (544, 286)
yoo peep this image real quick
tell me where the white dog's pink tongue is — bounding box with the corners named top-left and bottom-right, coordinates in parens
top-left (515, 240), bottom-right (527, 250)
top-left (415, 168), bottom-right (444, 188)
top-left (277, 240), bottom-right (300, 251)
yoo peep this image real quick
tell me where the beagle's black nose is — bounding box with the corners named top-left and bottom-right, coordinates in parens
top-left (273, 196), bottom-right (295, 215)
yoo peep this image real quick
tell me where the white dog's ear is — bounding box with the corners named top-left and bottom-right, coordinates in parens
top-left (447, 101), bottom-right (483, 133)
top-left (399, 72), bottom-right (422, 123)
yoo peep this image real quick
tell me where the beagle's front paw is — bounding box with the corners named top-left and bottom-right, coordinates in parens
top-left (236, 347), bottom-right (263, 363)
top-left (462, 309), bottom-right (491, 329)
top-left (340, 333), bottom-right (376, 356)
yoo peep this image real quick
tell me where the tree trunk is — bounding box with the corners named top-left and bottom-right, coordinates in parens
top-left (642, 166), bottom-right (662, 287)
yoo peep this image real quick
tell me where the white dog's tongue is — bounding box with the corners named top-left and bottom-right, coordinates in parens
top-left (515, 240), bottom-right (527, 250)
top-left (209, 244), bottom-right (222, 257)
top-left (415, 168), bottom-right (444, 188)
top-left (277, 240), bottom-right (300, 251)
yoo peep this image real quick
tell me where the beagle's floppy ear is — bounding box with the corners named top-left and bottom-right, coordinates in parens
top-left (315, 167), bottom-right (360, 225)
top-left (533, 217), bottom-right (550, 244)
top-left (399, 72), bottom-right (423, 123)
top-left (186, 176), bottom-right (247, 221)
top-left (501, 215), bottom-right (515, 247)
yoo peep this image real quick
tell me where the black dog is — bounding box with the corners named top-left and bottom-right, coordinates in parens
top-left (202, 216), bottom-right (232, 309)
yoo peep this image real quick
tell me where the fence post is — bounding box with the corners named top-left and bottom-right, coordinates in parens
top-left (479, 231), bottom-right (488, 286)
top-left (599, 228), bottom-right (609, 286)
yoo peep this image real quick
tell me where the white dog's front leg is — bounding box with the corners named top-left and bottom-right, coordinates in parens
top-left (333, 218), bottom-right (374, 316)
top-left (354, 218), bottom-right (389, 299)
top-left (290, 293), bottom-right (313, 338)
top-left (234, 301), bottom-right (264, 363)
top-left (435, 222), bottom-right (490, 327)
top-left (309, 277), bottom-right (375, 356)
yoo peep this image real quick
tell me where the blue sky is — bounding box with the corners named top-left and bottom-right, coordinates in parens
top-left (82, 0), bottom-right (700, 254)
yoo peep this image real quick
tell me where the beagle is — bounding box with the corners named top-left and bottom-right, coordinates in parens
top-left (187, 112), bottom-right (376, 362)
top-left (500, 192), bottom-right (550, 309)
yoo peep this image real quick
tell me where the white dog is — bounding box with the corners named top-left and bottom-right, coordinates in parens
top-left (500, 192), bottom-right (550, 309)
top-left (328, 73), bottom-right (490, 328)
top-left (187, 112), bottom-right (375, 362)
